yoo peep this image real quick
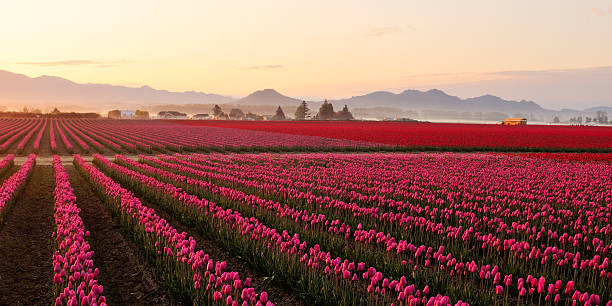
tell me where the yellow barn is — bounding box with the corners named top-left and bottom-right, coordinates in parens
top-left (499, 118), bottom-right (527, 125)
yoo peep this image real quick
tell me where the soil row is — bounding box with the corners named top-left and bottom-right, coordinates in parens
top-left (0, 162), bottom-right (305, 305)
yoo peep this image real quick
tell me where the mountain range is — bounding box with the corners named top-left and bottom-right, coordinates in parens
top-left (329, 89), bottom-right (545, 113)
top-left (0, 69), bottom-right (233, 111)
top-left (0, 69), bottom-right (609, 119)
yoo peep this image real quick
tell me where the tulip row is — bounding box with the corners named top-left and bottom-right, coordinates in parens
top-left (16, 120), bottom-right (43, 153)
top-left (0, 120), bottom-right (38, 152)
top-left (70, 120), bottom-right (134, 152)
top-left (129, 154), bottom-right (610, 305)
top-left (59, 120), bottom-right (90, 152)
top-left (0, 119), bottom-right (391, 154)
top-left (55, 120), bottom-right (74, 153)
top-left (123, 155), bottom-right (500, 303)
top-left (174, 120), bottom-right (612, 151)
top-left (145, 152), bottom-right (612, 297)
top-left (79, 119), bottom-right (377, 152)
top-left (0, 120), bottom-right (32, 147)
top-left (105, 130), bottom-right (152, 152)
top-left (0, 154), bottom-right (15, 176)
top-left (50, 120), bottom-right (58, 153)
top-left (176, 151), bottom-right (612, 281)
top-left (0, 119), bottom-right (29, 141)
top-left (62, 120), bottom-right (105, 153)
top-left (90, 126), bottom-right (152, 152)
top-left (77, 120), bottom-right (182, 152)
top-left (495, 152), bottom-right (612, 163)
top-left (182, 152), bottom-right (612, 239)
top-left (95, 154), bottom-right (458, 305)
top-left (73, 155), bottom-right (270, 305)
top-left (149, 156), bottom-right (609, 304)
top-left (52, 155), bottom-right (106, 306)
top-left (0, 154), bottom-right (35, 225)
top-left (178, 152), bottom-right (612, 259)
top-left (67, 121), bottom-right (120, 152)
top-left (33, 120), bottom-right (47, 153)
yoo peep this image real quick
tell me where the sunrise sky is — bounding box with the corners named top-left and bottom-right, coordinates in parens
top-left (1, 1), bottom-right (612, 108)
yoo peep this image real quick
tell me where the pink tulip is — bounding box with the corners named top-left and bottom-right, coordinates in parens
top-left (495, 286), bottom-right (503, 295)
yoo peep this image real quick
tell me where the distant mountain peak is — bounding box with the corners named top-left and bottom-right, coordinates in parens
top-left (0, 69), bottom-right (235, 110)
top-left (249, 88), bottom-right (282, 96)
top-left (236, 88), bottom-right (301, 106)
top-left (331, 88), bottom-right (547, 113)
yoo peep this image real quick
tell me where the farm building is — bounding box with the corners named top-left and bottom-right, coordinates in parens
top-left (499, 118), bottom-right (527, 125)
top-left (120, 110), bottom-right (135, 119)
top-left (192, 113), bottom-right (212, 120)
top-left (158, 111), bottom-right (187, 119)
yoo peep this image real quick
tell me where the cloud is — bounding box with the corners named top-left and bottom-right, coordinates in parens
top-left (591, 6), bottom-right (612, 16)
top-left (17, 59), bottom-right (133, 67)
top-left (366, 26), bottom-right (402, 37)
top-left (242, 65), bottom-right (283, 70)
top-left (403, 66), bottom-right (612, 82)
top-left (484, 66), bottom-right (612, 78)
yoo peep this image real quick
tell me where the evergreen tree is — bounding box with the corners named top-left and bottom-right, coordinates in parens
top-left (135, 110), bottom-right (150, 119)
top-left (229, 108), bottom-right (245, 119)
top-left (212, 104), bottom-right (225, 117)
top-left (334, 104), bottom-right (354, 120)
top-left (272, 106), bottom-right (286, 120)
top-left (107, 109), bottom-right (121, 119)
top-left (317, 99), bottom-right (334, 120)
top-left (294, 101), bottom-right (310, 120)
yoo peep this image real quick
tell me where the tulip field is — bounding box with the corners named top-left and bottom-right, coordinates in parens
top-left (173, 120), bottom-right (612, 152)
top-left (0, 118), bottom-right (377, 155)
top-left (0, 118), bottom-right (611, 305)
top-left (1, 118), bottom-right (612, 155)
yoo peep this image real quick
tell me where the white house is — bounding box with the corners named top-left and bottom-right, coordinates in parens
top-left (120, 110), bottom-right (135, 119)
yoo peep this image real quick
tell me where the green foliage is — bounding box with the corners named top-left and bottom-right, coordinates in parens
top-left (316, 100), bottom-right (334, 120)
top-left (229, 108), bottom-right (245, 119)
top-left (272, 106), bottom-right (286, 120)
top-left (334, 105), bottom-right (354, 120)
top-left (135, 110), bottom-right (149, 119)
top-left (294, 101), bottom-right (310, 120)
top-left (212, 104), bottom-right (225, 117)
top-left (107, 109), bottom-right (121, 119)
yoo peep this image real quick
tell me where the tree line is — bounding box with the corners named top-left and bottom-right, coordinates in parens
top-left (0, 107), bottom-right (100, 118)
top-left (211, 100), bottom-right (354, 121)
top-left (294, 100), bottom-right (353, 120)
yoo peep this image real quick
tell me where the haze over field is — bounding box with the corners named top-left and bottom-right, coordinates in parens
top-left (1, 69), bottom-right (610, 122)
top-left (1, 2), bottom-right (612, 306)
top-left (1, 1), bottom-right (611, 120)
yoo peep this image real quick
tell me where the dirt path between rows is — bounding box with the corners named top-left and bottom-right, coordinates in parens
top-left (66, 165), bottom-right (173, 305)
top-left (0, 166), bottom-right (55, 305)
top-left (13, 155), bottom-right (140, 166)
top-left (135, 192), bottom-right (307, 306)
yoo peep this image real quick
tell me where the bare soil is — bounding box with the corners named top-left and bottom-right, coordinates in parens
top-left (0, 166), bottom-right (56, 305)
top-left (134, 191), bottom-right (307, 306)
top-left (66, 165), bottom-right (173, 305)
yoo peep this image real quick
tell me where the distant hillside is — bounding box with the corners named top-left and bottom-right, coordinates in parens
top-left (583, 106), bottom-right (612, 113)
top-left (233, 89), bottom-right (302, 106)
top-left (1, 69), bottom-right (608, 122)
top-left (0, 69), bottom-right (234, 111)
top-left (331, 89), bottom-right (545, 113)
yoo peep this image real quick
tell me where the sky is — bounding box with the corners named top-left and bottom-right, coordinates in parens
top-left (1, 0), bottom-right (612, 109)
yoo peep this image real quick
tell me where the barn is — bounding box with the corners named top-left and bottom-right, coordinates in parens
top-left (500, 118), bottom-right (527, 125)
